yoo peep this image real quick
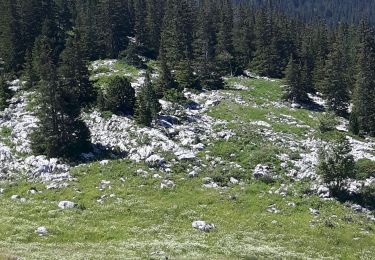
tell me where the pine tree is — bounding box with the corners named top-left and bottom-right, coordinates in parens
top-left (351, 21), bottom-right (375, 136)
top-left (0, 73), bottom-right (12, 111)
top-left (283, 55), bottom-right (309, 103)
top-left (135, 71), bottom-right (161, 127)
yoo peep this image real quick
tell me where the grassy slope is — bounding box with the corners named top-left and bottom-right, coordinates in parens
top-left (0, 76), bottom-right (374, 259)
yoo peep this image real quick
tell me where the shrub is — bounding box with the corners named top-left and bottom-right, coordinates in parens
top-left (97, 76), bottom-right (135, 115)
top-left (119, 43), bottom-right (145, 69)
top-left (317, 135), bottom-right (356, 196)
top-left (163, 88), bottom-right (187, 105)
top-left (318, 111), bottom-right (338, 133)
top-left (358, 184), bottom-right (375, 209)
top-left (356, 159), bottom-right (375, 180)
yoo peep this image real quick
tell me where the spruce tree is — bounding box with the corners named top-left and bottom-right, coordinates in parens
top-left (58, 33), bottom-right (95, 106)
top-left (0, 0), bottom-right (24, 73)
top-left (283, 56), bottom-right (309, 103)
top-left (321, 37), bottom-right (350, 116)
top-left (155, 47), bottom-right (179, 97)
top-left (31, 35), bottom-right (91, 159)
top-left (98, 76), bottom-right (136, 115)
top-left (22, 49), bottom-right (38, 89)
top-left (193, 2), bottom-right (224, 90)
top-left (351, 21), bottom-right (375, 136)
top-left (317, 135), bottom-right (356, 196)
top-left (0, 74), bottom-right (11, 111)
top-left (135, 71), bottom-right (161, 127)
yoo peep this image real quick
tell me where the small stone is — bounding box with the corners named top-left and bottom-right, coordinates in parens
top-left (192, 220), bottom-right (215, 232)
top-left (160, 180), bottom-right (175, 189)
top-left (188, 170), bottom-right (198, 178)
top-left (36, 226), bottom-right (48, 236)
top-left (271, 220), bottom-right (278, 225)
top-left (230, 177), bottom-right (239, 185)
top-left (58, 201), bottom-right (76, 209)
top-left (309, 208), bottom-right (320, 216)
top-left (100, 160), bottom-right (109, 166)
top-left (11, 195), bottom-right (20, 200)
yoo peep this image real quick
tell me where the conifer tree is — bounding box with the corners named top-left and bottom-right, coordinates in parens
top-left (283, 55), bottom-right (309, 103)
top-left (233, 5), bottom-right (255, 73)
top-left (193, 2), bottom-right (224, 90)
top-left (98, 76), bottom-right (136, 116)
top-left (0, 0), bottom-right (24, 73)
top-left (321, 36), bottom-right (350, 116)
top-left (31, 35), bottom-right (91, 159)
top-left (351, 21), bottom-right (375, 136)
top-left (135, 71), bottom-right (161, 127)
top-left (58, 33), bottom-right (95, 106)
top-left (22, 49), bottom-right (39, 89)
top-left (317, 135), bottom-right (355, 196)
top-left (0, 74), bottom-right (11, 111)
top-left (155, 47), bottom-right (179, 96)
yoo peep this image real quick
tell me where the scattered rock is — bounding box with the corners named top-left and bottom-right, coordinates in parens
top-left (309, 208), bottom-right (320, 216)
top-left (253, 164), bottom-right (272, 179)
top-left (58, 201), bottom-right (76, 209)
top-left (188, 170), bottom-right (198, 178)
top-left (230, 177), bottom-right (239, 185)
top-left (192, 220), bottom-right (215, 232)
top-left (35, 226), bottom-right (48, 236)
top-left (11, 195), bottom-right (20, 200)
top-left (160, 180), bottom-right (175, 189)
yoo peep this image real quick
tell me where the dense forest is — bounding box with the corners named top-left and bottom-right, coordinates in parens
top-left (244, 0), bottom-right (375, 25)
top-left (0, 0), bottom-right (375, 159)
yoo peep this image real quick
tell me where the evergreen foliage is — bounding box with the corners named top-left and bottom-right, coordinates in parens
top-left (0, 74), bottom-right (12, 111)
top-left (283, 56), bottom-right (309, 103)
top-left (317, 135), bottom-right (356, 196)
top-left (31, 35), bottom-right (91, 159)
top-left (98, 76), bottom-right (135, 116)
top-left (135, 71), bottom-right (161, 126)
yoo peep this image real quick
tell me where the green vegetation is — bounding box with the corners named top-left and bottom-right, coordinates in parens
top-left (0, 159), bottom-right (374, 259)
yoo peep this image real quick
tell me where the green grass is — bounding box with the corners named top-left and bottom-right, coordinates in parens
top-left (90, 60), bottom-right (141, 88)
top-left (0, 75), bottom-right (374, 259)
top-left (0, 160), bottom-right (374, 259)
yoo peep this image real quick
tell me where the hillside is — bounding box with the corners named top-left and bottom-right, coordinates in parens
top-left (244, 0), bottom-right (375, 25)
top-left (0, 60), bottom-right (374, 259)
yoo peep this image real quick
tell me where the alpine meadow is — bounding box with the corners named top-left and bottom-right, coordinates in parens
top-left (0, 0), bottom-right (375, 259)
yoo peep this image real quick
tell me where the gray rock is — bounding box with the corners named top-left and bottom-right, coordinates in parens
top-left (36, 226), bottom-right (48, 236)
top-left (58, 201), bottom-right (76, 209)
top-left (192, 220), bottom-right (215, 232)
top-left (188, 170), bottom-right (198, 178)
top-left (160, 180), bottom-right (175, 189)
top-left (11, 195), bottom-right (20, 200)
top-left (253, 164), bottom-right (272, 179)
